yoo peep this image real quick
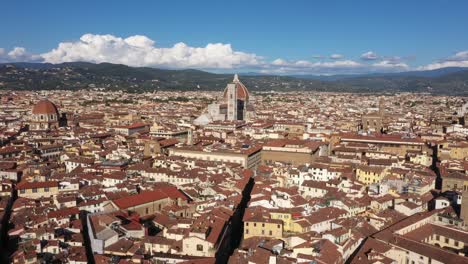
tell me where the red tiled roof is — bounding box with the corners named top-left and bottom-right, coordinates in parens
top-left (16, 181), bottom-right (58, 190)
top-left (223, 76), bottom-right (249, 100)
top-left (113, 186), bottom-right (187, 209)
top-left (32, 100), bottom-right (59, 115)
top-left (48, 207), bottom-right (80, 219)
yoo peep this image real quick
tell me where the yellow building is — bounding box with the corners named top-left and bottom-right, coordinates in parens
top-left (449, 143), bottom-right (468, 160)
top-left (356, 165), bottom-right (387, 185)
top-left (243, 217), bottom-right (283, 239)
top-left (269, 209), bottom-right (304, 233)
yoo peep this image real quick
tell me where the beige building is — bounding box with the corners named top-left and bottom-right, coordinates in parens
top-left (441, 172), bottom-right (468, 192)
top-left (168, 145), bottom-right (262, 169)
top-left (262, 139), bottom-right (324, 165)
top-left (362, 113), bottom-right (384, 132)
top-left (340, 133), bottom-right (429, 157)
top-left (17, 181), bottom-right (59, 199)
top-left (143, 138), bottom-right (178, 157)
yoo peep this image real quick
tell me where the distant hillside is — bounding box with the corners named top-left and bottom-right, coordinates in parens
top-left (291, 67), bottom-right (468, 80)
top-left (0, 62), bottom-right (467, 95)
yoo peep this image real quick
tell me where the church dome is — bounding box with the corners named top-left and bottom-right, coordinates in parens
top-left (32, 99), bottom-right (59, 115)
top-left (223, 74), bottom-right (249, 101)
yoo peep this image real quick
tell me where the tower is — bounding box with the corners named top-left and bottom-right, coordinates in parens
top-left (224, 74), bottom-right (250, 121)
top-left (187, 129), bottom-right (193, 145)
top-left (194, 74), bottom-right (253, 125)
top-left (379, 97), bottom-right (384, 117)
top-left (227, 81), bottom-right (238, 121)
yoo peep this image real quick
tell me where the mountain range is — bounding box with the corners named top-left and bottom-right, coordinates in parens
top-left (0, 62), bottom-right (467, 95)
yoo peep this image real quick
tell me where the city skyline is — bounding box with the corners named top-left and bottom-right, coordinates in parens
top-left (1, 1), bottom-right (468, 74)
top-left (1, 2), bottom-right (468, 263)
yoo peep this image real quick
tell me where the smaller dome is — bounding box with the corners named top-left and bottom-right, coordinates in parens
top-left (32, 100), bottom-right (59, 115)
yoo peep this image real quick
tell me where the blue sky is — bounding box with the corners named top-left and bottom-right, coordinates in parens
top-left (1, 0), bottom-right (468, 74)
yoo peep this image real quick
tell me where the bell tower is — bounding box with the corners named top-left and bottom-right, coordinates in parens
top-left (227, 75), bottom-right (238, 121)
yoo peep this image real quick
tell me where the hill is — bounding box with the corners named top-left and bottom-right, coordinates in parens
top-left (0, 62), bottom-right (467, 95)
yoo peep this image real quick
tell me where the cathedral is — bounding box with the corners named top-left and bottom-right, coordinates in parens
top-left (195, 74), bottom-right (255, 125)
top-left (29, 99), bottom-right (61, 131)
top-left (29, 99), bottom-right (67, 131)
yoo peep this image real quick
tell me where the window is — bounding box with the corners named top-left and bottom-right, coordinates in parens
top-left (269, 230), bottom-right (272, 236)
top-left (20, 189), bottom-right (25, 194)
top-left (32, 188), bottom-right (38, 193)
top-left (196, 244), bottom-right (203, 251)
top-left (245, 222), bottom-right (249, 226)
top-left (445, 238), bottom-right (449, 243)
top-left (44, 187), bottom-right (49, 192)
top-left (245, 229), bottom-right (249, 234)
top-left (261, 230), bottom-right (265, 235)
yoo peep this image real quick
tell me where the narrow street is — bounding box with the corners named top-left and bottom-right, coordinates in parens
top-left (0, 192), bottom-right (17, 263)
top-left (80, 211), bottom-right (95, 264)
top-left (215, 176), bottom-right (255, 264)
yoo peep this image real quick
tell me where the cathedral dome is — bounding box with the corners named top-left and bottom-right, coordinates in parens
top-left (223, 74), bottom-right (249, 101)
top-left (32, 99), bottom-right (59, 115)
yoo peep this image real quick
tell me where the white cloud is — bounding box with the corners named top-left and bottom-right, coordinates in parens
top-left (271, 58), bottom-right (288, 66)
top-left (41, 33), bottom-right (261, 69)
top-left (260, 58), bottom-right (410, 75)
top-left (373, 60), bottom-right (409, 70)
top-left (419, 50), bottom-right (468, 70)
top-left (449, 51), bottom-right (468, 61)
top-left (3, 33), bottom-right (462, 75)
top-left (0, 47), bottom-right (41, 62)
top-left (260, 59), bottom-right (366, 74)
top-left (419, 60), bottom-right (468, 70)
top-left (360, 51), bottom-right (379, 60)
top-left (330, 54), bottom-right (344, 59)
